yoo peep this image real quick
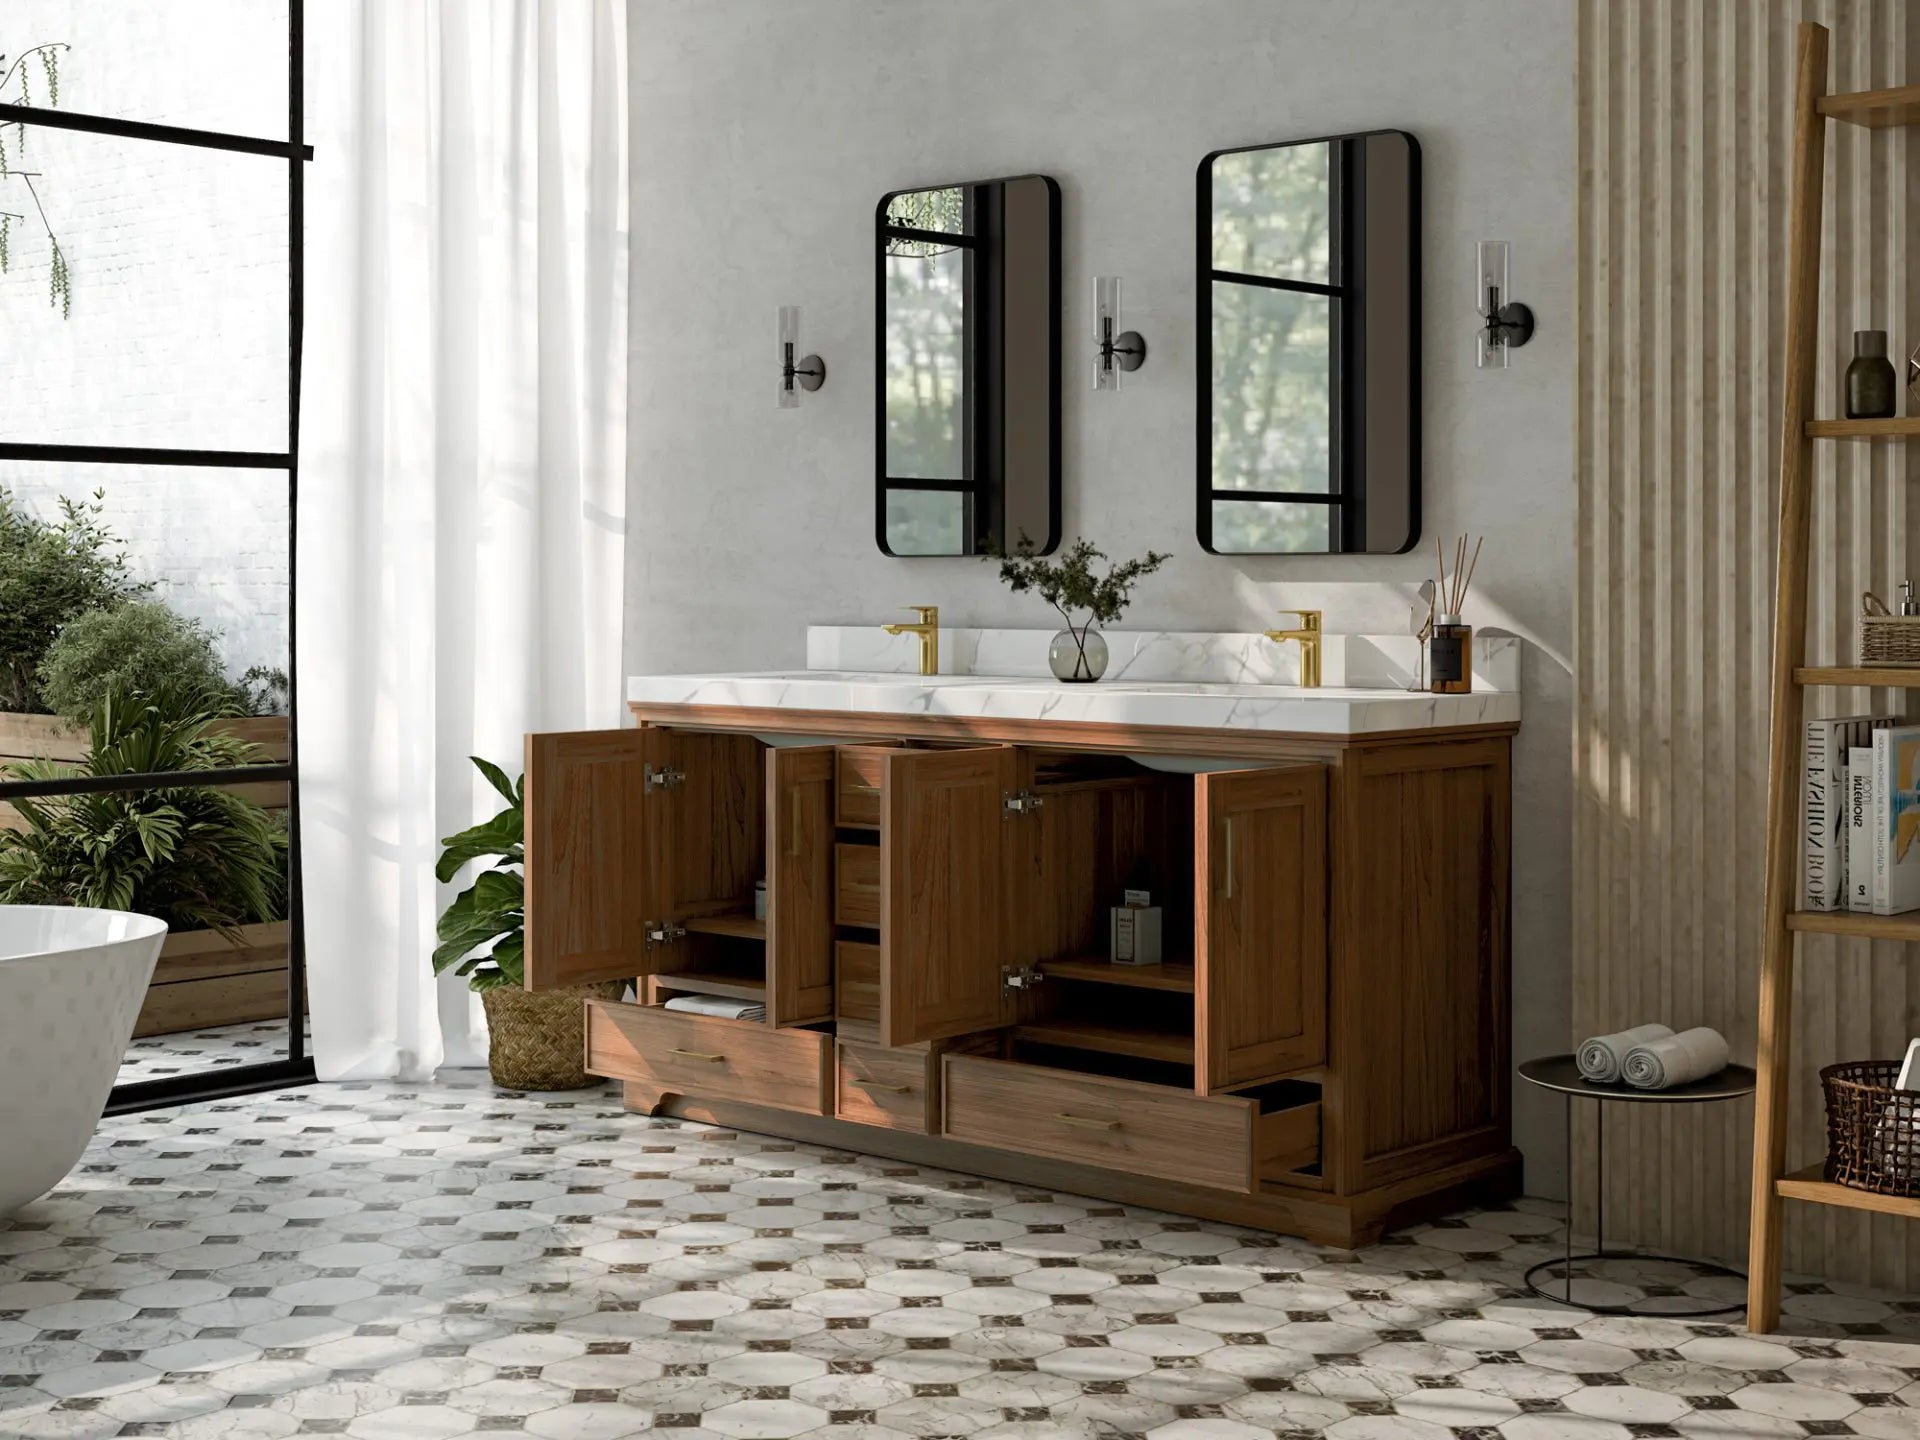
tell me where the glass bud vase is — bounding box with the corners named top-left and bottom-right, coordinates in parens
top-left (1049, 626), bottom-right (1109, 683)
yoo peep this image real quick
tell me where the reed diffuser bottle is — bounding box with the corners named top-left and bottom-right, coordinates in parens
top-left (1430, 533), bottom-right (1482, 696)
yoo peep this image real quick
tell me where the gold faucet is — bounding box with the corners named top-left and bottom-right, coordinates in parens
top-left (882, 605), bottom-right (940, 676)
top-left (1263, 609), bottom-right (1323, 688)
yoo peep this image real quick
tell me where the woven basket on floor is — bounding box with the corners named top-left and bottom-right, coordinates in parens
top-left (1821, 1059), bottom-right (1920, 1197)
top-left (1859, 592), bottom-right (1920, 666)
top-left (481, 981), bottom-right (624, 1090)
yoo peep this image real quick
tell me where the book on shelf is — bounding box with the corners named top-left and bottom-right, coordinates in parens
top-left (1804, 715), bottom-right (1894, 910)
top-left (1848, 747), bottom-right (1875, 911)
top-left (1871, 725), bottom-right (1920, 916)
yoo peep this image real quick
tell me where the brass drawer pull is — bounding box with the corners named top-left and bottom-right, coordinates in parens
top-left (1054, 1112), bottom-right (1121, 1132)
top-left (842, 881), bottom-right (880, 893)
top-left (849, 1078), bottom-right (911, 1094)
top-left (846, 782), bottom-right (881, 794)
top-left (667, 1048), bottom-right (725, 1063)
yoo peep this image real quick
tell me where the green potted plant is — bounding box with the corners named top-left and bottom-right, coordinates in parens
top-left (434, 756), bottom-right (622, 1090)
top-left (986, 534), bottom-right (1170, 682)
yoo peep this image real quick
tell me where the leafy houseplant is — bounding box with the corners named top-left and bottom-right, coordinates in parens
top-left (0, 682), bottom-right (284, 937)
top-left (987, 534), bottom-right (1170, 682)
top-left (434, 756), bottom-right (620, 1090)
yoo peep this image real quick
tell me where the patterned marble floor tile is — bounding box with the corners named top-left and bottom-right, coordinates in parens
top-left (0, 1073), bottom-right (1914, 1439)
top-left (116, 1020), bottom-right (290, 1088)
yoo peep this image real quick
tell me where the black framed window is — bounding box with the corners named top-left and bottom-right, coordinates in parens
top-left (0, 1), bottom-right (313, 1112)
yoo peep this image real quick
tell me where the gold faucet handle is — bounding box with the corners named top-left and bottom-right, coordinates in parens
top-left (903, 605), bottom-right (938, 627)
top-left (1274, 608), bottom-right (1322, 633)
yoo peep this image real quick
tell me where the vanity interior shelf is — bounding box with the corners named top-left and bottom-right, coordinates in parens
top-left (682, 912), bottom-right (766, 941)
top-left (522, 700), bottom-right (1518, 1249)
top-left (1035, 958), bottom-right (1196, 992)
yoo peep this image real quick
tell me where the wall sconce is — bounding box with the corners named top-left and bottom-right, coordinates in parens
top-left (1094, 276), bottom-right (1147, 390)
top-left (777, 305), bottom-right (826, 408)
top-left (1474, 240), bottom-right (1535, 369)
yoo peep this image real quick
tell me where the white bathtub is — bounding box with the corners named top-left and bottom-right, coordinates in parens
top-left (0, 906), bottom-right (167, 1216)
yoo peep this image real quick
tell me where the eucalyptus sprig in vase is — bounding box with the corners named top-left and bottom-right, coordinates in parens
top-left (986, 534), bottom-right (1169, 682)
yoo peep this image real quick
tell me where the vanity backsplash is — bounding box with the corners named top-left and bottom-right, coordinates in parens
top-left (808, 626), bottom-right (1519, 691)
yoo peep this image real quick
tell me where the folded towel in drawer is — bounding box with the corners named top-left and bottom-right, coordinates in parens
top-left (663, 994), bottom-right (766, 1022)
top-left (1622, 1026), bottom-right (1728, 1090)
top-left (1577, 1023), bottom-right (1673, 1083)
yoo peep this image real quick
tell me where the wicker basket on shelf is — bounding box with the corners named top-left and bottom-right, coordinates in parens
top-left (1859, 591), bottom-right (1920, 667)
top-left (1822, 1060), bottom-right (1920, 1197)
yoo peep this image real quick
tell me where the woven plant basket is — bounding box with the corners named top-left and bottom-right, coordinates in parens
top-left (481, 981), bottom-right (625, 1091)
top-left (1859, 592), bottom-right (1920, 666)
top-left (1821, 1059), bottom-right (1920, 1197)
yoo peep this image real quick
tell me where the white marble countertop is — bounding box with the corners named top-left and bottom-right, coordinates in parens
top-left (627, 629), bottom-right (1521, 737)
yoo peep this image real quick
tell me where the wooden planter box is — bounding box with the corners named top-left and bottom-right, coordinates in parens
top-left (0, 710), bottom-right (290, 832)
top-left (132, 921), bottom-right (294, 1038)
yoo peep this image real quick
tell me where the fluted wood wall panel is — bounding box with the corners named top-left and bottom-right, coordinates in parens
top-left (1576, 0), bottom-right (1920, 1288)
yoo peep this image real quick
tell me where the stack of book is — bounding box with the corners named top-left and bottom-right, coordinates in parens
top-left (1803, 715), bottom-right (1920, 915)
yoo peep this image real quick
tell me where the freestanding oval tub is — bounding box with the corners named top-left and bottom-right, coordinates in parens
top-left (0, 906), bottom-right (167, 1216)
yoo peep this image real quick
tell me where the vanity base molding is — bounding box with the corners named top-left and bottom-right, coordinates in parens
top-left (620, 1084), bottom-right (1521, 1250)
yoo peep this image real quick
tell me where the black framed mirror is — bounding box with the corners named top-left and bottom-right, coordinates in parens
top-left (1197, 130), bottom-right (1420, 555)
top-left (875, 174), bottom-right (1061, 557)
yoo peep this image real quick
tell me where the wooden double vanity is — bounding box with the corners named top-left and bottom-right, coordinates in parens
top-left (522, 642), bottom-right (1519, 1247)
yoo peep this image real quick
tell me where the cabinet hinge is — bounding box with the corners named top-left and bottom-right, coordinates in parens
top-left (644, 921), bottom-right (687, 948)
top-left (1002, 789), bottom-right (1043, 817)
top-left (1001, 963), bottom-right (1045, 991)
top-left (644, 764), bottom-right (686, 791)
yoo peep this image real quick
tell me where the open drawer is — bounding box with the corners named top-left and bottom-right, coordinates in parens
top-left (585, 999), bottom-right (831, 1115)
top-left (940, 1054), bottom-right (1319, 1194)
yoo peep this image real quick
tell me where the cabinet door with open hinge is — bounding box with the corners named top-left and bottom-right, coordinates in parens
top-left (766, 745), bottom-right (835, 1026)
top-left (1194, 764), bottom-right (1328, 1093)
top-left (879, 745), bottom-right (1019, 1047)
top-left (524, 728), bottom-right (762, 990)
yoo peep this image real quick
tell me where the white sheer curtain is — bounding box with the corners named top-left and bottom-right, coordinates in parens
top-left (297, 1), bottom-right (628, 1079)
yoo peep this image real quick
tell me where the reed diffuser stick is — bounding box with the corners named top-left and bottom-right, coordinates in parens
top-left (1457, 535), bottom-right (1483, 612)
top-left (1453, 535), bottom-right (1467, 613)
top-left (1435, 537), bottom-right (1448, 611)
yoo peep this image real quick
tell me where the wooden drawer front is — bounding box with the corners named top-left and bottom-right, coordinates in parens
top-left (586, 1000), bottom-right (829, 1114)
top-left (941, 1055), bottom-right (1256, 1193)
top-left (836, 749), bottom-right (889, 828)
top-left (837, 940), bottom-right (880, 1023)
top-left (836, 1040), bottom-right (934, 1132)
top-left (835, 842), bottom-right (882, 928)
top-left (1255, 1100), bottom-right (1320, 1179)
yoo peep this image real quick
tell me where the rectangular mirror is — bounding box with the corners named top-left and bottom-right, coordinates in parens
top-left (876, 174), bottom-right (1060, 557)
top-left (1198, 130), bottom-right (1420, 555)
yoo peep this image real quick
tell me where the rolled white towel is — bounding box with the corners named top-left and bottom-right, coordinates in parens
top-left (1577, 1023), bottom-right (1674, 1084)
top-left (663, 994), bottom-right (766, 1022)
top-left (1622, 1027), bottom-right (1729, 1090)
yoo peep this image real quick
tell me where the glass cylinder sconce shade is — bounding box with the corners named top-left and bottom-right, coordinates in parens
top-left (1094, 276), bottom-right (1146, 391)
top-left (1474, 240), bottom-right (1534, 370)
top-left (777, 305), bottom-right (825, 408)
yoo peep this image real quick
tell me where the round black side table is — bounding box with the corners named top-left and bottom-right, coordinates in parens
top-left (1519, 1053), bottom-right (1757, 1318)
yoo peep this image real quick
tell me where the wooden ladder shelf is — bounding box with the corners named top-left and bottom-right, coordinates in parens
top-left (1748, 24), bottom-right (1920, 1332)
